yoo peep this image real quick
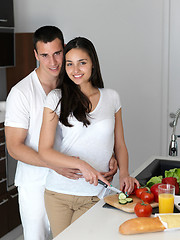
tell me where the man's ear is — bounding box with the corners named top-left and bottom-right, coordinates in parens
top-left (34, 49), bottom-right (39, 61)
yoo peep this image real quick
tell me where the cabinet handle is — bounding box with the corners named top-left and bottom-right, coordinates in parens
top-left (0, 19), bottom-right (8, 22)
top-left (0, 142), bottom-right (5, 146)
top-left (10, 193), bottom-right (18, 198)
top-left (0, 198), bottom-right (8, 206)
top-left (0, 157), bottom-right (6, 161)
top-left (0, 178), bottom-right (7, 183)
top-left (0, 128), bottom-right (4, 131)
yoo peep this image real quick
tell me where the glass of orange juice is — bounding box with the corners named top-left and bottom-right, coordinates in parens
top-left (158, 184), bottom-right (175, 213)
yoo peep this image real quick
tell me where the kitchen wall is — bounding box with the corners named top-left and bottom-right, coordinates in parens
top-left (12, 0), bottom-right (168, 180)
top-left (168, 0), bottom-right (180, 142)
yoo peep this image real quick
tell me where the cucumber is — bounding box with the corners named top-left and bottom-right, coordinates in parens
top-left (119, 199), bottom-right (127, 205)
top-left (118, 192), bottom-right (127, 200)
top-left (126, 197), bottom-right (133, 203)
top-left (118, 193), bottom-right (133, 205)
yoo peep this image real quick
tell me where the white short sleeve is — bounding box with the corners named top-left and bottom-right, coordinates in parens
top-left (5, 87), bottom-right (30, 129)
top-left (113, 90), bottom-right (121, 113)
top-left (45, 89), bottom-right (62, 116)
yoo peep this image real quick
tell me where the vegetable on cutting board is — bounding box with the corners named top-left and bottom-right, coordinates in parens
top-left (118, 192), bottom-right (133, 205)
top-left (135, 187), bottom-right (149, 198)
top-left (131, 183), bottom-right (138, 195)
top-left (140, 190), bottom-right (154, 203)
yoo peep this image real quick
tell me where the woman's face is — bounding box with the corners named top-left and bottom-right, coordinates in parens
top-left (65, 48), bottom-right (93, 88)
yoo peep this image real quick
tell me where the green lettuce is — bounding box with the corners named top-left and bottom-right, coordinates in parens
top-left (165, 168), bottom-right (180, 183)
top-left (146, 176), bottom-right (163, 188)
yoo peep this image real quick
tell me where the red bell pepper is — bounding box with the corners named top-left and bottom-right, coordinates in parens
top-left (162, 177), bottom-right (179, 194)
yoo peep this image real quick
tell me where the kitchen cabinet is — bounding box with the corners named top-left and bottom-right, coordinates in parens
top-left (0, 0), bottom-right (14, 27)
top-left (0, 124), bottom-right (7, 197)
top-left (0, 122), bottom-right (21, 238)
top-left (0, 193), bottom-right (9, 238)
top-left (6, 33), bottom-right (36, 94)
top-left (8, 187), bottom-right (21, 232)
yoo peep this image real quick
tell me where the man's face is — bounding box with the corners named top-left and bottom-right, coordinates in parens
top-left (34, 38), bottom-right (63, 79)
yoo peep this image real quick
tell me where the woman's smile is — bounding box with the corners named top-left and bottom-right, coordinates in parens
top-left (65, 48), bottom-right (93, 87)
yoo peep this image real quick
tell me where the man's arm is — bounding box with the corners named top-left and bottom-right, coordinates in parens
top-left (5, 126), bottom-right (81, 179)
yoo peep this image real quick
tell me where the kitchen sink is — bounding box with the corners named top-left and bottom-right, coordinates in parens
top-left (135, 158), bottom-right (180, 186)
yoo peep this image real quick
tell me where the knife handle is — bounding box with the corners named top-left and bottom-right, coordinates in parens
top-left (98, 179), bottom-right (108, 188)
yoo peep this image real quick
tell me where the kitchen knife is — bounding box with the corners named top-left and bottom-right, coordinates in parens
top-left (98, 179), bottom-right (125, 195)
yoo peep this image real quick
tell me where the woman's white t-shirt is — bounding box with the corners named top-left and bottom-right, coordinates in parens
top-left (45, 88), bottom-right (121, 198)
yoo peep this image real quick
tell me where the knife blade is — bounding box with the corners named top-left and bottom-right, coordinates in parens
top-left (98, 179), bottom-right (123, 194)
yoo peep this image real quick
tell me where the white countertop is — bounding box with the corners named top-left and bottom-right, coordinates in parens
top-left (0, 101), bottom-right (5, 123)
top-left (0, 111), bottom-right (5, 123)
top-left (54, 155), bottom-right (180, 240)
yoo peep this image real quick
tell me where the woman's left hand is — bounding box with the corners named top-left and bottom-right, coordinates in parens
top-left (101, 155), bottom-right (118, 182)
top-left (119, 175), bottom-right (140, 196)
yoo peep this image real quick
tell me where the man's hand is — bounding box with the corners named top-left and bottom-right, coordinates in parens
top-left (54, 168), bottom-right (83, 180)
top-left (100, 155), bottom-right (118, 182)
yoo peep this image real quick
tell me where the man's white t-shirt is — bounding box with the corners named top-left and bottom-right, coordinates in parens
top-left (45, 88), bottom-right (121, 198)
top-left (5, 70), bottom-right (49, 186)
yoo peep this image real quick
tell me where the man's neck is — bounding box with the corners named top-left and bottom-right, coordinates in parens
top-left (36, 68), bottom-right (57, 95)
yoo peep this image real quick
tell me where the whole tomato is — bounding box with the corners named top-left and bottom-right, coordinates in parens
top-left (134, 201), bottom-right (152, 217)
top-left (135, 187), bottom-right (149, 198)
top-left (150, 183), bottom-right (161, 202)
top-left (140, 191), bottom-right (154, 203)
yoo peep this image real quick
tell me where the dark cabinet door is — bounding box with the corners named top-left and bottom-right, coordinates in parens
top-left (0, 194), bottom-right (9, 238)
top-left (0, 123), bottom-right (21, 238)
top-left (8, 187), bottom-right (21, 231)
top-left (6, 33), bottom-right (36, 94)
top-left (0, 142), bottom-right (7, 196)
top-left (0, 0), bottom-right (14, 27)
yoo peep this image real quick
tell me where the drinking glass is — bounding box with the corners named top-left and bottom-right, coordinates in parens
top-left (158, 184), bottom-right (175, 213)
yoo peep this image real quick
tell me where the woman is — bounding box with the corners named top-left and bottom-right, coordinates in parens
top-left (39, 37), bottom-right (139, 237)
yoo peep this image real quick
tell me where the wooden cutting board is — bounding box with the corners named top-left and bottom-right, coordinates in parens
top-left (104, 194), bottom-right (158, 213)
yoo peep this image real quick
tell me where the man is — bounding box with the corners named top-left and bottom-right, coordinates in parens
top-left (5, 26), bottom-right (117, 240)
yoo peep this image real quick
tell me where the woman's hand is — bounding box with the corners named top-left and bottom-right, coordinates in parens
top-left (119, 175), bottom-right (140, 195)
top-left (79, 160), bottom-right (110, 187)
top-left (101, 155), bottom-right (118, 182)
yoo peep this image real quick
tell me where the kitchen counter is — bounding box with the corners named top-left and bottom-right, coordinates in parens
top-left (0, 101), bottom-right (5, 123)
top-left (54, 156), bottom-right (180, 240)
top-left (0, 111), bottom-right (5, 123)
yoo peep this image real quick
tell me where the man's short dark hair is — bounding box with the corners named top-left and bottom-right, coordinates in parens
top-left (33, 26), bottom-right (64, 52)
